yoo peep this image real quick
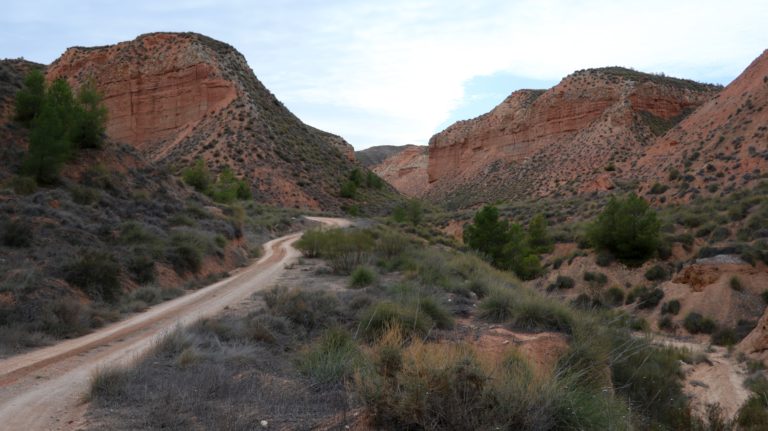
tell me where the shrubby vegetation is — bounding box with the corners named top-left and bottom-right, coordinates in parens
top-left (588, 193), bottom-right (660, 264)
top-left (15, 70), bottom-right (108, 184)
top-left (182, 159), bottom-right (252, 203)
top-left (463, 205), bottom-right (547, 279)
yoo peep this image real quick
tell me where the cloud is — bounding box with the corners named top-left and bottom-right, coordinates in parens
top-left (2, 0), bottom-right (766, 149)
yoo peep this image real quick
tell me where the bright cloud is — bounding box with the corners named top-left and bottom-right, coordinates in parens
top-left (2, 0), bottom-right (766, 149)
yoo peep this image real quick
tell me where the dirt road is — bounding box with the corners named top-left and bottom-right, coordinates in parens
top-left (0, 216), bottom-right (350, 431)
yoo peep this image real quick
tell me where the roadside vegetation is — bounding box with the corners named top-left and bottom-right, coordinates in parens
top-left (0, 73), bottom-right (317, 356)
top-left (85, 221), bottom-right (737, 430)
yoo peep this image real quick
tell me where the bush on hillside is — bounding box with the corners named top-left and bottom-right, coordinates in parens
top-left (64, 252), bottom-right (121, 302)
top-left (588, 194), bottom-right (661, 264)
top-left (683, 312), bottom-right (717, 334)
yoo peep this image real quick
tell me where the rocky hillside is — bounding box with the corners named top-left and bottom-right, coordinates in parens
top-left (362, 145), bottom-right (429, 197)
top-left (46, 32), bottom-right (364, 210)
top-left (356, 145), bottom-right (409, 167)
top-left (420, 68), bottom-right (720, 208)
top-left (635, 50), bottom-right (768, 203)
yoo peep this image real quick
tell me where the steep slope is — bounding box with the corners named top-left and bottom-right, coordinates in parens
top-left (356, 145), bottom-right (410, 167)
top-left (367, 145), bottom-right (429, 197)
top-left (636, 50), bottom-right (768, 202)
top-left (46, 32), bottom-right (359, 210)
top-left (422, 68), bottom-right (719, 208)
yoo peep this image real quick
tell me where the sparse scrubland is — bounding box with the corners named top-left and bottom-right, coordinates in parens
top-left (84, 221), bottom-right (748, 430)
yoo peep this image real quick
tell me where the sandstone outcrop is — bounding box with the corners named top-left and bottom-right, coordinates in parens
top-left (422, 68), bottom-right (719, 207)
top-left (369, 145), bottom-right (428, 197)
top-left (46, 32), bottom-right (363, 210)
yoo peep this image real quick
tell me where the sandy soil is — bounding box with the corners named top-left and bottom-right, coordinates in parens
top-left (0, 216), bottom-right (349, 431)
top-left (649, 333), bottom-right (751, 420)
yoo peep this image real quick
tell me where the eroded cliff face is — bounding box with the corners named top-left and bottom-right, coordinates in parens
top-left (422, 68), bottom-right (719, 207)
top-left (370, 145), bottom-right (429, 197)
top-left (635, 50), bottom-right (768, 203)
top-left (46, 32), bottom-right (360, 210)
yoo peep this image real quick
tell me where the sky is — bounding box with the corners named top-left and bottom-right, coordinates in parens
top-left (2, 1), bottom-right (766, 150)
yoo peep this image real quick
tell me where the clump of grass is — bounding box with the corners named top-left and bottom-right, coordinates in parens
top-left (359, 301), bottom-right (432, 341)
top-left (349, 265), bottom-right (376, 288)
top-left (477, 289), bottom-right (516, 322)
top-left (89, 366), bottom-right (130, 400)
top-left (355, 336), bottom-right (631, 430)
top-left (264, 286), bottom-right (339, 331)
top-left (297, 327), bottom-right (362, 387)
top-left (418, 297), bottom-right (454, 329)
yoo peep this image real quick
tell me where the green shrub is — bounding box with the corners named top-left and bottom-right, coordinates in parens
top-left (463, 205), bottom-right (541, 279)
top-left (549, 275), bottom-right (575, 290)
top-left (65, 252), bottom-right (121, 302)
top-left (583, 271), bottom-right (608, 286)
top-left (711, 327), bottom-right (739, 346)
top-left (604, 287), bottom-right (625, 307)
top-left (340, 180), bottom-right (357, 198)
top-left (595, 252), bottom-right (614, 267)
top-left (648, 183), bottom-right (669, 194)
top-left (683, 312), bottom-right (717, 334)
top-left (295, 228), bottom-right (374, 274)
top-left (264, 286), bottom-right (339, 331)
top-left (70, 185), bottom-right (100, 205)
top-left (392, 199), bottom-right (424, 226)
top-left (129, 286), bottom-right (163, 306)
top-left (658, 316), bottom-right (675, 331)
top-left (165, 231), bottom-right (210, 275)
top-left (588, 193), bottom-right (660, 263)
top-left (710, 226), bottom-right (731, 242)
top-left (349, 265), bottom-right (376, 288)
top-left (10, 176), bottom-right (37, 195)
top-left (375, 230), bottom-right (410, 258)
top-left (14, 68), bottom-right (45, 125)
top-left (661, 299), bottom-right (681, 315)
top-left (297, 328), bottom-right (362, 386)
top-left (729, 276), bottom-right (743, 292)
top-left (127, 252), bottom-right (156, 284)
top-left (2, 219), bottom-right (33, 247)
top-left (610, 341), bottom-right (692, 427)
top-left (181, 159), bottom-right (212, 192)
top-left (359, 301), bottom-right (432, 340)
top-left (527, 213), bottom-right (553, 253)
top-left (418, 297), bottom-right (454, 329)
top-left (637, 287), bottom-right (665, 309)
top-left (644, 264), bottom-right (668, 281)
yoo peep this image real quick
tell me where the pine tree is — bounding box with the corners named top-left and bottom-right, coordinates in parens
top-left (14, 69), bottom-right (45, 126)
top-left (71, 80), bottom-right (107, 149)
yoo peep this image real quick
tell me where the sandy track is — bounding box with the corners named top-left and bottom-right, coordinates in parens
top-left (0, 216), bottom-right (349, 431)
top-left (649, 333), bottom-right (750, 419)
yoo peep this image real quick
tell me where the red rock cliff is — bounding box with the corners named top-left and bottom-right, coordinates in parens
top-left (46, 33), bottom-right (361, 210)
top-left (370, 145), bottom-right (428, 197)
top-left (423, 68), bottom-right (719, 207)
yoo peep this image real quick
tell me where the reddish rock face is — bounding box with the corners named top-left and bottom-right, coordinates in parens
top-left (48, 34), bottom-right (237, 157)
top-left (370, 145), bottom-right (428, 197)
top-left (46, 33), bottom-right (360, 210)
top-left (423, 68), bottom-right (718, 206)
